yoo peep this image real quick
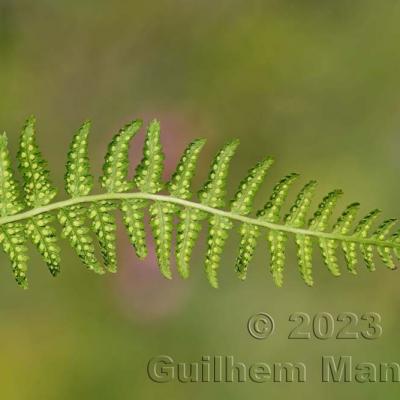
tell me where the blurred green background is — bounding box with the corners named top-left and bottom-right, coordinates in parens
top-left (1, 0), bottom-right (400, 398)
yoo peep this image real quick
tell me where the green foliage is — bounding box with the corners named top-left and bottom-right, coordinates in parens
top-left (0, 116), bottom-right (399, 289)
top-left (134, 119), bottom-right (164, 194)
top-left (101, 120), bottom-right (142, 193)
top-left (18, 116), bottom-right (57, 207)
top-left (65, 121), bottom-right (94, 197)
top-left (121, 199), bottom-right (147, 259)
top-left (89, 201), bottom-right (117, 272)
top-left (26, 213), bottom-right (61, 276)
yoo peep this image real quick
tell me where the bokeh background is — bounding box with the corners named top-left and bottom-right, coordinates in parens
top-left (1, 1), bottom-right (400, 398)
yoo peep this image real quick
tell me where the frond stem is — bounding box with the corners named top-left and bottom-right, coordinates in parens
top-left (0, 192), bottom-right (398, 250)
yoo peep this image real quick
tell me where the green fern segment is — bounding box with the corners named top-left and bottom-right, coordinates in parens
top-left (0, 135), bottom-right (29, 286)
top-left (0, 116), bottom-right (398, 289)
top-left (0, 223), bottom-right (28, 287)
top-left (205, 215), bottom-right (233, 288)
top-left (101, 120), bottom-right (142, 193)
top-left (121, 199), bottom-right (148, 259)
top-left (0, 133), bottom-right (24, 216)
top-left (235, 223), bottom-right (260, 280)
top-left (205, 156), bottom-right (270, 287)
top-left (256, 173), bottom-right (299, 286)
top-left (354, 209), bottom-right (381, 271)
top-left (26, 213), bottom-right (61, 276)
top-left (285, 181), bottom-right (318, 286)
top-left (58, 206), bottom-right (103, 274)
top-left (65, 121), bottom-right (94, 197)
top-left (89, 201), bottom-right (117, 272)
top-left (18, 116), bottom-right (57, 207)
top-left (332, 203), bottom-right (360, 274)
top-left (17, 118), bottom-right (61, 275)
top-left (149, 202), bottom-right (176, 279)
top-left (176, 208), bottom-right (204, 279)
top-left (134, 120), bottom-right (164, 194)
top-left (230, 157), bottom-right (274, 215)
top-left (309, 190), bottom-right (343, 277)
top-left (168, 139), bottom-right (206, 199)
top-left (372, 219), bottom-right (397, 269)
top-left (199, 139), bottom-right (239, 208)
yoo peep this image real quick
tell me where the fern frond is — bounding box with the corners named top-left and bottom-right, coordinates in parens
top-left (169, 139), bottom-right (206, 278)
top-left (200, 140), bottom-right (239, 287)
top-left (372, 219), bottom-right (397, 269)
top-left (0, 116), bottom-right (399, 289)
top-left (149, 202), bottom-right (175, 279)
top-left (89, 201), bottom-right (117, 272)
top-left (284, 181), bottom-right (318, 286)
top-left (101, 120), bottom-right (142, 193)
top-left (0, 133), bottom-right (24, 216)
top-left (0, 223), bottom-right (29, 287)
top-left (58, 206), bottom-right (103, 274)
top-left (121, 199), bottom-right (147, 259)
top-left (26, 213), bottom-right (60, 276)
top-left (18, 116), bottom-right (57, 207)
top-left (244, 173), bottom-right (296, 286)
top-left (198, 139), bottom-right (239, 208)
top-left (309, 190), bottom-right (343, 277)
top-left (0, 134), bottom-right (29, 287)
top-left (59, 122), bottom-right (102, 273)
top-left (168, 138), bottom-right (206, 200)
top-left (354, 209), bottom-right (381, 271)
top-left (134, 119), bottom-right (164, 194)
top-left (18, 117), bottom-right (61, 275)
top-left (65, 121), bottom-right (94, 197)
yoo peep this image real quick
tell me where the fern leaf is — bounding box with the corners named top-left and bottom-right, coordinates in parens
top-left (309, 190), bottom-right (343, 276)
top-left (198, 139), bottom-right (239, 208)
top-left (149, 202), bottom-right (176, 279)
top-left (97, 120), bottom-right (142, 270)
top-left (89, 201), bottom-right (117, 272)
top-left (1, 116), bottom-right (399, 289)
top-left (198, 140), bottom-right (239, 286)
top-left (0, 134), bottom-right (29, 287)
top-left (168, 138), bottom-right (206, 200)
top-left (175, 208), bottom-right (204, 279)
top-left (391, 229), bottom-right (400, 261)
top-left (285, 181), bottom-right (318, 286)
top-left (0, 223), bottom-right (29, 287)
top-left (134, 119), bottom-right (164, 194)
top-left (372, 219), bottom-right (397, 269)
top-left (26, 213), bottom-right (61, 276)
top-left (267, 230), bottom-right (286, 287)
top-left (235, 223), bottom-right (260, 280)
top-left (17, 117), bottom-right (61, 273)
top-left (230, 157), bottom-right (274, 215)
top-left (121, 199), bottom-right (148, 259)
top-left (353, 209), bottom-right (381, 271)
top-left (205, 155), bottom-right (269, 287)
top-left (58, 206), bottom-right (103, 274)
top-left (60, 121), bottom-right (103, 272)
top-left (65, 121), bottom-right (94, 197)
top-left (175, 140), bottom-right (239, 281)
top-left (18, 116), bottom-right (57, 207)
top-left (331, 203), bottom-right (360, 274)
top-left (0, 133), bottom-right (24, 216)
top-left (168, 139), bottom-right (206, 278)
top-left (205, 215), bottom-right (233, 288)
top-left (231, 158), bottom-right (275, 280)
top-left (254, 173), bottom-right (299, 286)
top-left (101, 120), bottom-right (142, 193)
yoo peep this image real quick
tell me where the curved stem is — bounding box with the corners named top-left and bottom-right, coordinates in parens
top-left (0, 192), bottom-right (398, 249)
